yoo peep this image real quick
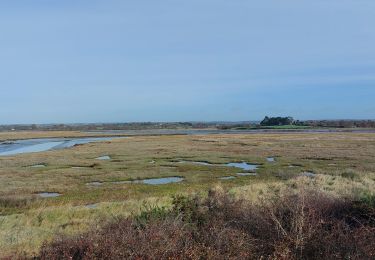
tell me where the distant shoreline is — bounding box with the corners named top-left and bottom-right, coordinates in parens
top-left (1, 128), bottom-right (375, 143)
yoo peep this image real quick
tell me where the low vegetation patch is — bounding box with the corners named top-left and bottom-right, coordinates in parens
top-left (0, 196), bottom-right (35, 214)
top-left (38, 188), bottom-right (375, 259)
top-left (341, 169), bottom-right (359, 180)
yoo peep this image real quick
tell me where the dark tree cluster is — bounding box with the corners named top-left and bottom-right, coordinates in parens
top-left (260, 116), bottom-right (295, 126)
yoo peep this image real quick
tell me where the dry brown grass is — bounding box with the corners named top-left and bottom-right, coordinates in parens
top-left (38, 187), bottom-right (375, 260)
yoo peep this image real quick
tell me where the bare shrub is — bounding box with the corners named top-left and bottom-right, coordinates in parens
top-left (38, 188), bottom-right (375, 260)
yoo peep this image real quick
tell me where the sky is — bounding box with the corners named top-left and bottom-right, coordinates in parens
top-left (0, 0), bottom-right (374, 124)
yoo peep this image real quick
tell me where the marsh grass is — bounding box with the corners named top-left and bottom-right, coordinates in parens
top-left (0, 197), bottom-right (171, 257)
top-left (341, 169), bottom-right (359, 180)
top-left (1, 132), bottom-right (375, 257)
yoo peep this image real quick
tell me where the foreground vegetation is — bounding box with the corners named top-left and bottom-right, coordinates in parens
top-left (0, 131), bottom-right (374, 257)
top-left (39, 187), bottom-right (375, 259)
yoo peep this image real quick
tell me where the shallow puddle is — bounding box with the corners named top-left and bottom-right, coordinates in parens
top-left (177, 160), bottom-right (259, 172)
top-left (219, 176), bottom-right (236, 180)
top-left (267, 157), bottom-right (276, 162)
top-left (178, 160), bottom-right (214, 166)
top-left (112, 180), bottom-right (131, 184)
top-left (86, 182), bottom-right (103, 186)
top-left (301, 172), bottom-right (316, 178)
top-left (236, 172), bottom-right (257, 176)
top-left (86, 203), bottom-right (99, 209)
top-left (96, 155), bottom-right (111, 160)
top-left (226, 162), bottom-right (259, 171)
top-left (288, 164), bottom-right (301, 168)
top-left (113, 177), bottom-right (184, 185)
top-left (143, 177), bottom-right (184, 185)
top-left (30, 164), bottom-right (46, 168)
top-left (38, 192), bottom-right (61, 198)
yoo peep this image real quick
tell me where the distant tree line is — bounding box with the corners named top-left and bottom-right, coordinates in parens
top-left (303, 120), bottom-right (375, 128)
top-left (258, 117), bottom-right (375, 128)
top-left (216, 118), bottom-right (375, 129)
top-left (0, 122), bottom-right (203, 132)
top-left (1, 119), bottom-right (375, 132)
top-left (258, 116), bottom-right (375, 128)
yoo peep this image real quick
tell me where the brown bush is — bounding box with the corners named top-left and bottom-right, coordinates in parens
top-left (38, 189), bottom-right (375, 260)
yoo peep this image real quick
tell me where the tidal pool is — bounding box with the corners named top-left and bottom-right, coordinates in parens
top-left (226, 162), bottom-right (259, 171)
top-left (112, 180), bottom-right (131, 184)
top-left (177, 160), bottom-right (259, 172)
top-left (38, 192), bottom-right (61, 198)
top-left (143, 177), bottom-right (184, 185)
top-left (86, 203), bottom-right (99, 209)
top-left (86, 182), bottom-right (103, 186)
top-left (0, 137), bottom-right (119, 156)
top-left (113, 177), bottom-right (184, 185)
top-left (236, 172), bottom-right (257, 176)
top-left (301, 172), bottom-right (316, 178)
top-left (178, 160), bottom-right (214, 166)
top-left (96, 155), bottom-right (111, 160)
top-left (219, 176), bottom-right (236, 180)
top-left (30, 164), bottom-right (46, 168)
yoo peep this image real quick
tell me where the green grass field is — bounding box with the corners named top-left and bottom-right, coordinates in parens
top-left (0, 132), bottom-right (374, 257)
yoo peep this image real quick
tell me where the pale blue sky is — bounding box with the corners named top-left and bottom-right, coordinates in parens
top-left (0, 0), bottom-right (374, 124)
